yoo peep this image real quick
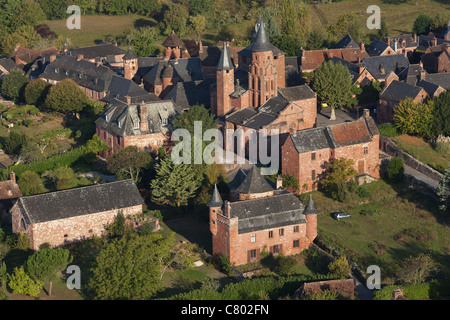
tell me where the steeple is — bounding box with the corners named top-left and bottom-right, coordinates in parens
top-left (216, 42), bottom-right (234, 71)
top-left (252, 21), bottom-right (272, 52)
top-left (304, 195), bottom-right (319, 215)
top-left (207, 184), bottom-right (223, 207)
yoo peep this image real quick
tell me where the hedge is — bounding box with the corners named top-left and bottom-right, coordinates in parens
top-left (373, 281), bottom-right (450, 300)
top-left (163, 273), bottom-right (339, 300)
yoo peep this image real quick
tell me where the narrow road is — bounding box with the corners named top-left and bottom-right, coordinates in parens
top-left (352, 274), bottom-right (373, 300)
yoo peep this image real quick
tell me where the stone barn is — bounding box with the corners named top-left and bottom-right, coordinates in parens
top-left (10, 180), bottom-right (144, 250)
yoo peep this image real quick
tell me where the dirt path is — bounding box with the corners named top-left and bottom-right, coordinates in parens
top-left (310, 4), bottom-right (328, 27)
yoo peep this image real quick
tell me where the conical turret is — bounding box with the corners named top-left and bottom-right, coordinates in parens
top-left (216, 42), bottom-right (234, 71)
top-left (206, 184), bottom-right (223, 207)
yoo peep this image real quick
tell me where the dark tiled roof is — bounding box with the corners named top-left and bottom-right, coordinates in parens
top-left (385, 34), bottom-right (418, 50)
top-left (230, 191), bottom-right (306, 234)
top-left (164, 79), bottom-right (212, 112)
top-left (67, 43), bottom-right (126, 60)
top-left (366, 40), bottom-right (390, 56)
top-left (162, 32), bottom-right (185, 48)
top-left (0, 58), bottom-right (17, 72)
top-left (329, 57), bottom-right (361, 82)
top-left (417, 35), bottom-right (450, 51)
top-left (235, 165), bottom-right (274, 194)
top-left (289, 116), bottom-right (378, 153)
top-left (362, 54), bottom-right (409, 80)
top-left (278, 84), bottom-right (316, 102)
top-left (422, 73), bottom-right (450, 89)
top-left (226, 107), bottom-right (258, 126)
top-left (335, 34), bottom-right (359, 49)
top-left (18, 180), bottom-right (144, 224)
top-left (304, 195), bottom-right (319, 215)
top-left (143, 58), bottom-right (204, 86)
top-left (216, 42), bottom-right (234, 71)
top-left (206, 185), bottom-right (223, 207)
top-left (96, 99), bottom-right (176, 137)
top-left (416, 80), bottom-right (443, 96)
top-left (380, 80), bottom-right (424, 102)
top-left (123, 49), bottom-right (138, 60)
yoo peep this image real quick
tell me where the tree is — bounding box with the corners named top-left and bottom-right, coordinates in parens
top-left (396, 253), bottom-right (437, 285)
top-left (321, 158), bottom-right (357, 201)
top-left (24, 79), bottom-right (50, 107)
top-left (432, 91), bottom-right (450, 137)
top-left (45, 79), bottom-right (90, 114)
top-left (8, 266), bottom-right (43, 297)
top-left (106, 146), bottom-right (152, 184)
top-left (188, 0), bottom-right (213, 16)
top-left (26, 248), bottom-right (72, 296)
top-left (189, 15), bottom-right (207, 42)
top-left (393, 98), bottom-right (434, 137)
top-left (0, 69), bottom-right (29, 103)
top-left (413, 13), bottom-right (432, 35)
top-left (42, 166), bottom-right (77, 190)
top-left (326, 12), bottom-right (358, 41)
top-left (0, 25), bottom-right (41, 56)
top-left (262, 7), bottom-right (280, 40)
top-left (437, 166), bottom-right (450, 212)
top-left (88, 234), bottom-right (164, 300)
top-left (8, 0), bottom-right (45, 31)
top-left (0, 261), bottom-right (7, 292)
top-left (3, 131), bottom-right (27, 156)
top-left (162, 3), bottom-right (189, 36)
top-left (129, 26), bottom-right (160, 57)
top-left (127, 0), bottom-right (162, 16)
top-left (306, 30), bottom-right (325, 50)
top-left (328, 256), bottom-right (352, 278)
top-left (377, 18), bottom-right (389, 40)
top-left (150, 156), bottom-right (200, 207)
top-left (18, 171), bottom-right (47, 196)
top-left (37, 0), bottom-right (67, 20)
top-left (312, 60), bottom-right (354, 118)
top-left (387, 157), bottom-right (405, 182)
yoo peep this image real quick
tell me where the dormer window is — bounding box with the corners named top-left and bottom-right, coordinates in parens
top-left (161, 118), bottom-right (168, 126)
top-left (133, 121), bottom-right (140, 129)
top-left (118, 121), bottom-right (122, 129)
top-left (105, 115), bottom-right (109, 122)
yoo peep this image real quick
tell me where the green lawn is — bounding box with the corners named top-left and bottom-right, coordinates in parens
top-left (392, 134), bottom-right (450, 173)
top-left (311, 0), bottom-right (449, 37)
top-left (307, 179), bottom-right (450, 283)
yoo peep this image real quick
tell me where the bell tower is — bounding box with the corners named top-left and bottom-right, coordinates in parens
top-left (215, 42), bottom-right (235, 116)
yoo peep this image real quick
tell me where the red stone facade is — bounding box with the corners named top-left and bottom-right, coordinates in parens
top-left (11, 203), bottom-right (142, 250)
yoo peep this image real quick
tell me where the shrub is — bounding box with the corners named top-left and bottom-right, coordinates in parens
top-left (276, 255), bottom-right (298, 275)
top-left (8, 267), bottom-right (43, 297)
top-left (377, 123), bottom-right (400, 137)
top-left (356, 185), bottom-right (371, 198)
top-left (433, 135), bottom-right (450, 155)
top-left (13, 233), bottom-right (30, 251)
top-left (387, 157), bottom-right (404, 182)
top-left (216, 254), bottom-right (233, 276)
top-left (328, 256), bottom-right (352, 278)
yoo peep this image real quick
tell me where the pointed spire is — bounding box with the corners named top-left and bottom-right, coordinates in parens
top-left (235, 165), bottom-right (274, 194)
top-left (206, 184), bottom-right (223, 207)
top-left (216, 42), bottom-right (234, 71)
top-left (252, 21), bottom-right (272, 52)
top-left (304, 195), bottom-right (319, 215)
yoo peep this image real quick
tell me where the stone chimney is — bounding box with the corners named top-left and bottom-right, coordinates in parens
top-left (10, 171), bottom-right (16, 184)
top-left (139, 104), bottom-right (148, 132)
top-left (63, 44), bottom-right (68, 53)
top-left (414, 33), bottom-right (417, 42)
top-left (276, 175), bottom-right (283, 189)
top-left (76, 54), bottom-right (84, 61)
top-left (433, 37), bottom-right (438, 47)
top-left (49, 54), bottom-right (57, 63)
top-left (198, 41), bottom-right (203, 54)
top-left (387, 37), bottom-right (390, 47)
top-left (363, 108), bottom-right (370, 118)
top-left (360, 43), bottom-right (365, 52)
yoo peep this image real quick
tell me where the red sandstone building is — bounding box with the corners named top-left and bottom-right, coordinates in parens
top-left (282, 113), bottom-right (380, 193)
top-left (10, 180), bottom-right (144, 250)
top-left (206, 165), bottom-right (318, 266)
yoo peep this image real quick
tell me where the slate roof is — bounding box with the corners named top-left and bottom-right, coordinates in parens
top-left (362, 54), bottom-right (409, 80)
top-left (216, 42), bottom-right (234, 71)
top-left (304, 195), bottom-right (319, 215)
top-left (206, 185), bottom-right (223, 207)
top-left (123, 49), bottom-right (138, 60)
top-left (162, 32), bottom-right (185, 48)
top-left (234, 165), bottom-right (274, 194)
top-left (67, 42), bottom-right (126, 60)
top-left (366, 40), bottom-right (390, 56)
top-left (417, 35), bottom-right (450, 51)
top-left (226, 85), bottom-right (314, 129)
top-left (385, 34), bottom-right (418, 50)
top-left (164, 79), bottom-right (212, 112)
top-left (229, 191), bottom-right (307, 234)
top-left (329, 57), bottom-right (362, 82)
top-left (143, 58), bottom-right (204, 86)
top-left (289, 116), bottom-right (378, 154)
top-left (335, 34), bottom-right (360, 49)
top-left (103, 74), bottom-right (159, 104)
top-left (238, 22), bottom-right (284, 58)
top-left (96, 99), bottom-right (177, 137)
top-left (39, 55), bottom-right (115, 92)
top-left (416, 79), bottom-right (443, 96)
top-left (0, 58), bottom-right (17, 73)
top-left (380, 80), bottom-right (425, 102)
top-left (17, 180), bottom-right (144, 224)
top-left (422, 73), bottom-right (450, 89)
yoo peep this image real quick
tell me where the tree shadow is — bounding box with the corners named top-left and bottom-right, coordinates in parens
top-left (134, 18), bottom-right (157, 29)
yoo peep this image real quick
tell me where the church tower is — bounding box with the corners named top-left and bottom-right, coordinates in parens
top-left (215, 42), bottom-right (235, 116)
top-left (248, 23), bottom-right (278, 108)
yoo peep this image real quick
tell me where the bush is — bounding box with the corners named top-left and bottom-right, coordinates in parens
top-left (216, 254), bottom-right (233, 276)
top-left (356, 185), bottom-right (371, 198)
top-left (276, 255), bottom-right (298, 275)
top-left (328, 256), bottom-right (352, 278)
top-left (434, 135), bottom-right (450, 155)
top-left (378, 123), bottom-right (400, 137)
top-left (373, 281), bottom-right (450, 300)
top-left (8, 267), bottom-right (43, 297)
top-left (387, 157), bottom-right (404, 182)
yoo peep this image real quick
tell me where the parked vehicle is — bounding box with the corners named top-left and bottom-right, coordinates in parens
top-left (331, 212), bottom-right (352, 220)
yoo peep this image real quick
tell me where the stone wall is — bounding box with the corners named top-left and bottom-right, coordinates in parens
top-left (379, 136), bottom-right (443, 182)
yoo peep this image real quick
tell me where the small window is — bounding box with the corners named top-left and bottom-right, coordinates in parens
top-left (272, 245), bottom-right (279, 254)
top-left (118, 121), bottom-right (121, 128)
top-left (250, 249), bottom-right (257, 259)
top-left (268, 230), bottom-right (273, 238)
top-left (251, 234), bottom-right (256, 243)
top-left (20, 218), bottom-right (26, 230)
top-left (162, 118), bottom-right (168, 126)
top-left (279, 228), bottom-right (284, 237)
top-left (64, 234), bottom-right (68, 238)
top-left (311, 152), bottom-right (316, 161)
top-left (312, 170), bottom-right (316, 180)
top-left (294, 225), bottom-right (299, 233)
top-left (134, 121), bottom-right (140, 129)
top-left (364, 146), bottom-right (369, 154)
top-left (89, 229), bottom-right (93, 233)
top-left (293, 240), bottom-right (300, 248)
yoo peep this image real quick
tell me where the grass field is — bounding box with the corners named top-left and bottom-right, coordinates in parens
top-left (311, 0), bottom-right (450, 37)
top-left (308, 178), bottom-right (450, 283)
top-left (392, 134), bottom-right (450, 173)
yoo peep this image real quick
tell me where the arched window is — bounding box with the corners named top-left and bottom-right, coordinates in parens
top-left (20, 218), bottom-right (26, 230)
